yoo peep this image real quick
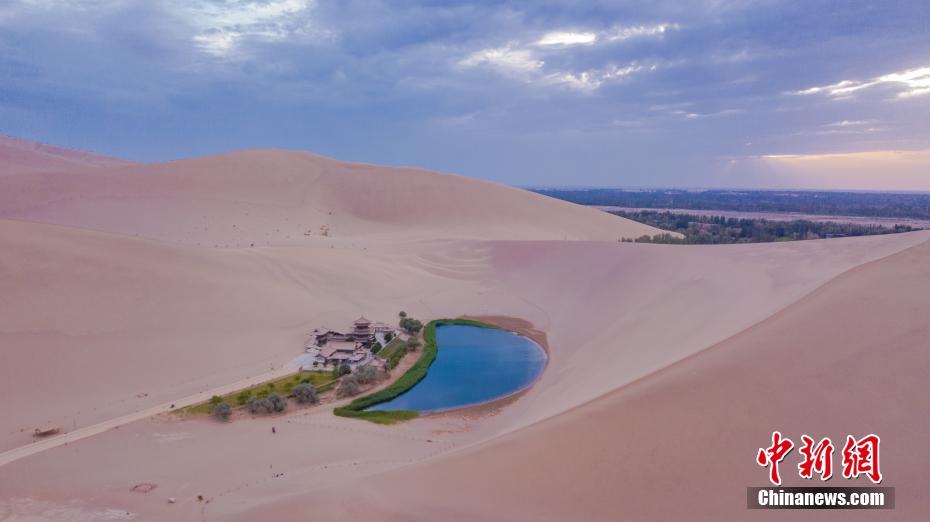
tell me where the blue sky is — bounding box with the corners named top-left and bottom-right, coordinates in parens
top-left (1, 0), bottom-right (929, 189)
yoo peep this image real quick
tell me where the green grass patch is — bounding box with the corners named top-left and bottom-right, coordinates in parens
top-left (334, 318), bottom-right (498, 424)
top-left (379, 337), bottom-right (408, 369)
top-left (175, 370), bottom-right (336, 416)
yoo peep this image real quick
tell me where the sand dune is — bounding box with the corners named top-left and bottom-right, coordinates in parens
top-left (0, 135), bottom-right (134, 176)
top-left (1, 142), bottom-right (928, 520)
top-left (0, 146), bottom-right (664, 243)
top-left (266, 234), bottom-right (930, 522)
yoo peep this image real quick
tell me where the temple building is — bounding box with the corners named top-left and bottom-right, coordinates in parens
top-left (351, 316), bottom-right (374, 341)
top-left (305, 316), bottom-right (397, 368)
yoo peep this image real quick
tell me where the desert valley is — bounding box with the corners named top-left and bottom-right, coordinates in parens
top-left (1, 135), bottom-right (929, 520)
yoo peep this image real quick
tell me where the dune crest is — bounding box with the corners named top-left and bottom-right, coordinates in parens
top-left (0, 136), bottom-right (134, 176)
top-left (0, 147), bottom-right (664, 243)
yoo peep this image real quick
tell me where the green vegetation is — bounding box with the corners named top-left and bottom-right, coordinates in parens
top-left (212, 402), bottom-right (231, 421)
top-left (400, 317), bottom-right (423, 334)
top-left (535, 188), bottom-right (930, 220)
top-left (615, 210), bottom-right (915, 244)
top-left (236, 390), bottom-right (253, 406)
top-left (379, 337), bottom-right (408, 370)
top-left (175, 370), bottom-right (335, 416)
top-left (246, 392), bottom-right (287, 414)
top-left (334, 318), bottom-right (498, 425)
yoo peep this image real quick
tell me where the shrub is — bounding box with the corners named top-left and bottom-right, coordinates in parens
top-left (337, 364), bottom-right (351, 377)
top-left (246, 396), bottom-right (262, 414)
top-left (267, 393), bottom-right (287, 412)
top-left (213, 402), bottom-right (232, 421)
top-left (236, 390), bottom-right (253, 406)
top-left (337, 376), bottom-right (361, 398)
top-left (292, 383), bottom-right (319, 405)
top-left (370, 341), bottom-right (383, 354)
top-left (209, 395), bottom-right (223, 406)
top-left (245, 395), bottom-right (287, 414)
top-left (356, 365), bottom-right (379, 385)
top-left (406, 337), bottom-right (421, 351)
top-left (384, 332), bottom-right (394, 342)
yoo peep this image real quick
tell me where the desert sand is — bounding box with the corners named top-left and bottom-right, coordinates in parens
top-left (0, 136), bottom-right (134, 176)
top-left (1, 139), bottom-right (927, 520)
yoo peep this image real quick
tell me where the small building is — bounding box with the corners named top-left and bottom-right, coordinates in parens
top-left (317, 341), bottom-right (372, 367)
top-left (312, 328), bottom-right (351, 347)
top-left (372, 322), bottom-right (394, 333)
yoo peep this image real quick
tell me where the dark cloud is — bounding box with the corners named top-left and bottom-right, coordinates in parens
top-left (1, 0), bottom-right (928, 187)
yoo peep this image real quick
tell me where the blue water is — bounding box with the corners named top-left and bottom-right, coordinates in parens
top-left (368, 324), bottom-right (547, 413)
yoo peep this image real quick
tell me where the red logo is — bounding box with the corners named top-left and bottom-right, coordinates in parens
top-left (756, 431), bottom-right (794, 486)
top-left (797, 435), bottom-right (834, 481)
top-left (841, 434), bottom-right (882, 484)
top-left (757, 432), bottom-right (882, 485)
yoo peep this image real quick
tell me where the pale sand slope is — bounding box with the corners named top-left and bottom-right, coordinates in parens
top-left (233, 234), bottom-right (930, 522)
top-left (1, 213), bottom-right (927, 520)
top-left (2, 143), bottom-right (928, 519)
top-left (0, 136), bottom-right (134, 176)
top-left (1, 216), bottom-right (923, 453)
top-left (0, 148), bottom-right (665, 243)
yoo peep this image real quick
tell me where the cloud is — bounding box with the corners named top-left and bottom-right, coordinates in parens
top-left (462, 23), bottom-right (673, 91)
top-left (545, 64), bottom-right (653, 92)
top-left (2, 0), bottom-right (930, 189)
top-left (460, 44), bottom-right (655, 92)
top-left (535, 23), bottom-right (675, 47)
top-left (176, 0), bottom-right (323, 57)
top-left (793, 66), bottom-right (930, 99)
top-left (681, 108), bottom-right (742, 119)
top-left (536, 31), bottom-right (598, 47)
top-left (825, 119), bottom-right (876, 127)
top-left (460, 45), bottom-right (543, 75)
top-left (605, 23), bottom-right (677, 42)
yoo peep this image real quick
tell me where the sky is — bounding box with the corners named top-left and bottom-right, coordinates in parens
top-left (1, 0), bottom-right (929, 190)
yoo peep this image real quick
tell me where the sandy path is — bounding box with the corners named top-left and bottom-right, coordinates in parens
top-left (0, 365), bottom-right (297, 469)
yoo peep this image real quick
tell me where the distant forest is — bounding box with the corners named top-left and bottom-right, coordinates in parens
top-left (535, 188), bottom-right (930, 219)
top-left (615, 210), bottom-right (915, 244)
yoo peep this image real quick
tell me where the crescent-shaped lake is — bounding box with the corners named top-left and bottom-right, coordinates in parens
top-left (368, 323), bottom-right (547, 413)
